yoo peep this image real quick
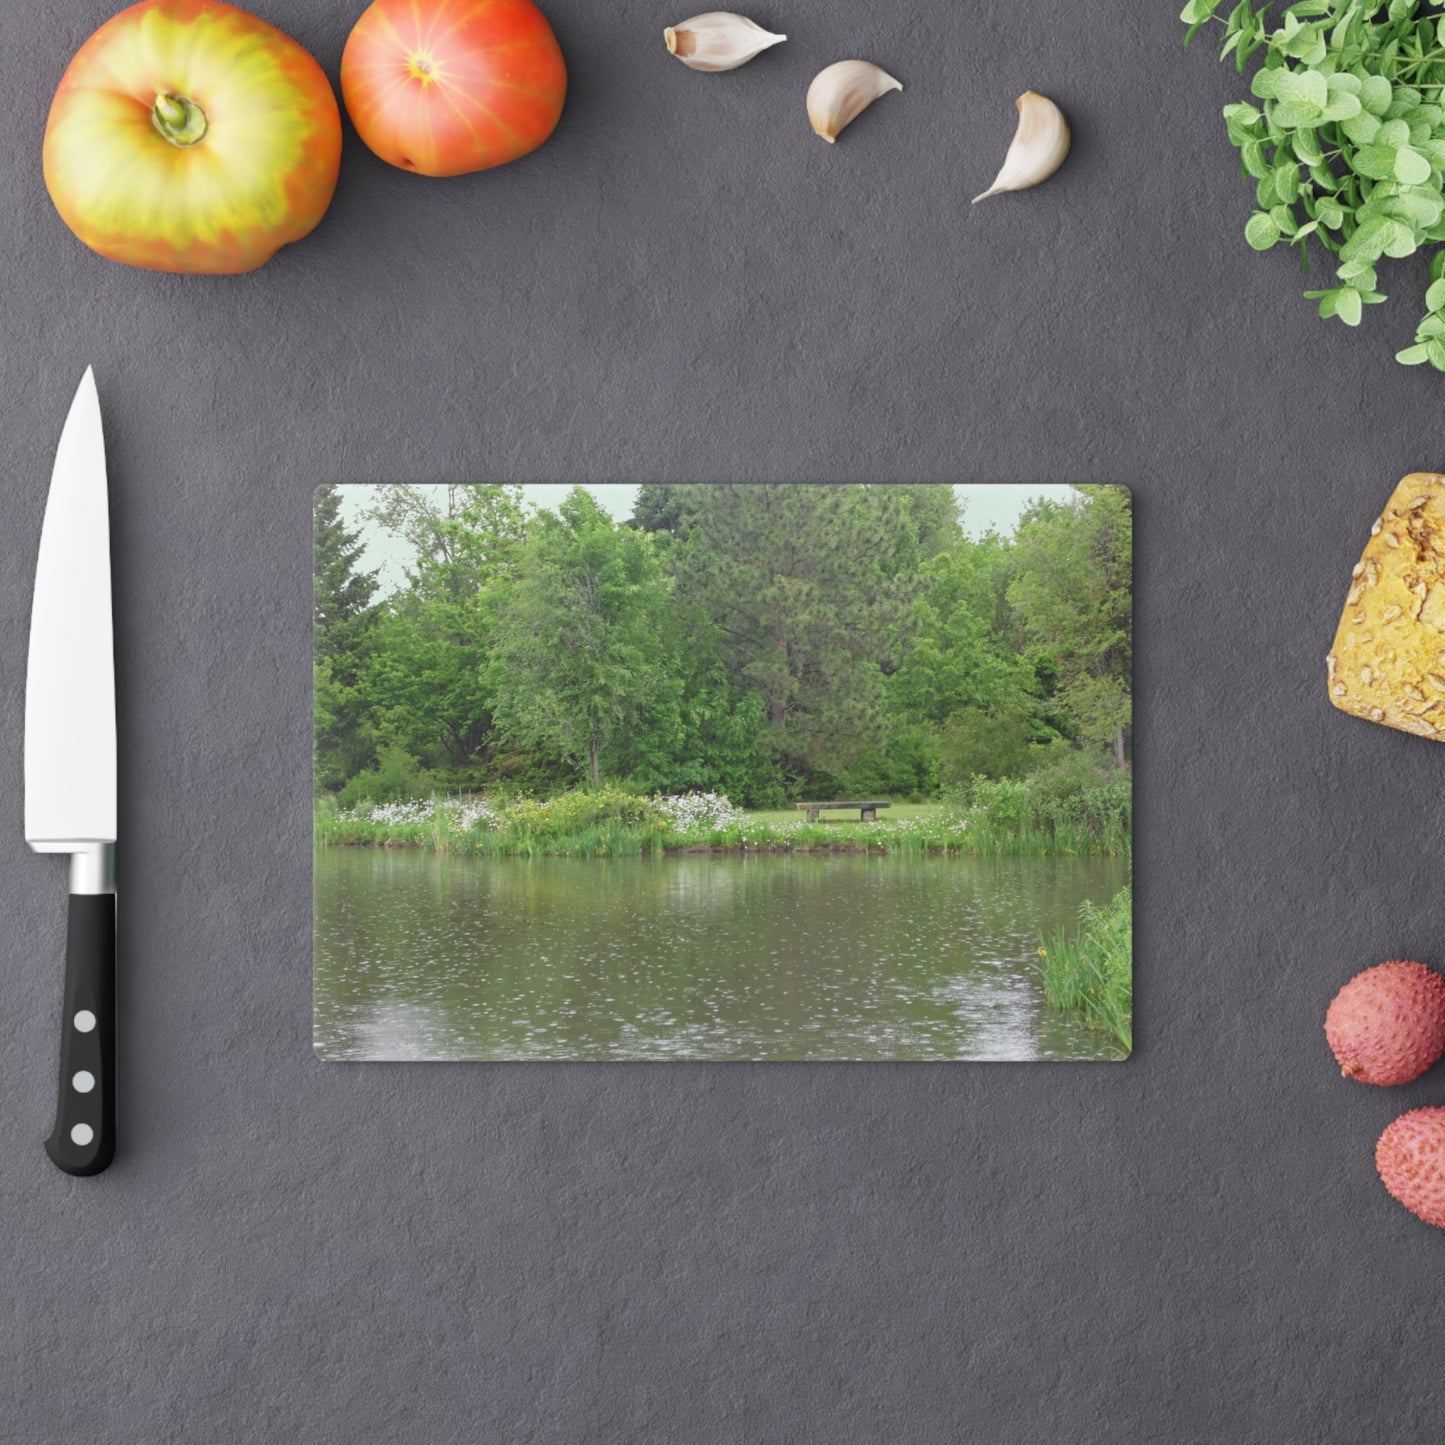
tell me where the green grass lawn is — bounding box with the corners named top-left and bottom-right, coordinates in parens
top-left (743, 801), bottom-right (943, 827)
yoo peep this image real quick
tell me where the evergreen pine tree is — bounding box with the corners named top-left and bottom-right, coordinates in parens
top-left (313, 486), bottom-right (379, 790)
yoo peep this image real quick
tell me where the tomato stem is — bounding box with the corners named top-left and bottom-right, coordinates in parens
top-left (152, 93), bottom-right (207, 147)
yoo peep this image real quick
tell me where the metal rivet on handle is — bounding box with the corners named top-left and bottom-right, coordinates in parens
top-left (73, 1010), bottom-right (96, 1033)
top-left (72, 1071), bottom-right (95, 1093)
top-left (70, 1123), bottom-right (93, 1146)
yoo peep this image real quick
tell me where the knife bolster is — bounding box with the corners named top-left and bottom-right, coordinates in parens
top-left (69, 842), bottom-right (115, 896)
top-left (29, 840), bottom-right (115, 895)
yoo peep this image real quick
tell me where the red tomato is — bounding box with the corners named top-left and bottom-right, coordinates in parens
top-left (340, 0), bottom-right (566, 177)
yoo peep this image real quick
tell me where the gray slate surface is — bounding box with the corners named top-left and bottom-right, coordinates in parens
top-left (4, 0), bottom-right (1443, 1439)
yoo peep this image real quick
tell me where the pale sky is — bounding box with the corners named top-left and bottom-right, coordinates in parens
top-left (336, 483), bottom-right (1083, 595)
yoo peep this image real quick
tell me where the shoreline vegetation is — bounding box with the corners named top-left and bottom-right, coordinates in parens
top-left (314, 780), bottom-right (1131, 859)
top-left (1034, 886), bottom-right (1132, 1057)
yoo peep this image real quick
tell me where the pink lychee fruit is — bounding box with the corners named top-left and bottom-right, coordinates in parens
top-left (1377, 1108), bottom-right (1445, 1229)
top-left (1325, 959), bottom-right (1445, 1086)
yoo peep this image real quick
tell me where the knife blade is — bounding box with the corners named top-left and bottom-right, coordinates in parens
top-left (24, 367), bottom-right (117, 1177)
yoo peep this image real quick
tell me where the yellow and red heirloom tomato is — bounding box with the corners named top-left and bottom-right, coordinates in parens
top-left (43, 0), bottom-right (342, 274)
top-left (341, 0), bottom-right (566, 177)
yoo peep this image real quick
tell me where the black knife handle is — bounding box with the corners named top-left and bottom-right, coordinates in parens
top-left (44, 893), bottom-right (115, 1176)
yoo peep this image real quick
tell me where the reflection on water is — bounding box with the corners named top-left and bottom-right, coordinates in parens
top-left (313, 850), bottom-right (1130, 1062)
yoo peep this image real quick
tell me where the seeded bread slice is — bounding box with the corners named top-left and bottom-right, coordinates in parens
top-left (1328, 472), bottom-right (1445, 739)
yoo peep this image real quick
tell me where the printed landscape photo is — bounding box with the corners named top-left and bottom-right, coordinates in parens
top-left (313, 483), bottom-right (1132, 1061)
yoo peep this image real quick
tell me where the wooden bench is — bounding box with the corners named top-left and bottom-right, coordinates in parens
top-left (795, 800), bottom-right (892, 824)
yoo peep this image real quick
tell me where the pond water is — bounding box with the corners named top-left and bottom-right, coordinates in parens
top-left (314, 850), bottom-right (1129, 1062)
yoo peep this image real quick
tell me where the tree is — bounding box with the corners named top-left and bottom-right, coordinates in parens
top-left (362, 485), bottom-right (527, 777)
top-left (871, 485), bottom-right (962, 578)
top-left (364, 484), bottom-right (523, 578)
top-left (314, 485), bottom-right (378, 790)
top-left (488, 489), bottom-right (680, 787)
top-left (1008, 487), bottom-right (1132, 763)
top-left (673, 485), bottom-right (912, 776)
top-left (627, 483), bottom-right (692, 537)
top-left (888, 530), bottom-right (1054, 782)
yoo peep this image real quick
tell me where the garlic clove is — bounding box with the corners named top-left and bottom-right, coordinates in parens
top-left (806, 60), bottom-right (902, 144)
top-left (664, 13), bottom-right (786, 72)
top-left (972, 91), bottom-right (1071, 202)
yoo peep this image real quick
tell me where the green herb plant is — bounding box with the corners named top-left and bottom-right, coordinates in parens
top-left (1183, 0), bottom-right (1445, 369)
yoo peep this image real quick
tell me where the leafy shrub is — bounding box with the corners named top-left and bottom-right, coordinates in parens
top-left (499, 786), bottom-right (652, 840)
top-left (1026, 751), bottom-right (1131, 838)
top-left (966, 775), bottom-right (1033, 830)
top-left (942, 749), bottom-right (1130, 849)
top-left (334, 744), bottom-right (432, 809)
top-left (933, 706), bottom-right (1042, 785)
top-left (839, 720), bottom-right (938, 800)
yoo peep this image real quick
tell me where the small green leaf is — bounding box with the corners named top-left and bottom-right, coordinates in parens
top-left (1245, 211), bottom-right (1282, 249)
top-left (1241, 138), bottom-right (1270, 178)
top-left (1335, 287), bottom-right (1364, 324)
top-left (1272, 100), bottom-right (1326, 127)
top-left (1251, 68), bottom-right (1282, 99)
top-left (1396, 343), bottom-right (1432, 364)
top-left (1316, 199), bottom-right (1345, 228)
top-left (1274, 161), bottom-right (1302, 203)
top-left (1383, 221), bottom-right (1419, 259)
top-left (1355, 144), bottom-right (1400, 179)
top-left (1387, 86), bottom-right (1422, 118)
top-left (1179, 0), bottom-right (1218, 20)
top-left (1426, 277), bottom-right (1445, 311)
top-left (1427, 336), bottom-right (1445, 370)
top-left (1342, 111), bottom-right (1382, 145)
top-left (1394, 146), bottom-right (1433, 184)
top-left (1360, 74), bottom-right (1393, 115)
top-left (1341, 214), bottom-right (1392, 262)
top-left (1273, 69), bottom-right (1329, 108)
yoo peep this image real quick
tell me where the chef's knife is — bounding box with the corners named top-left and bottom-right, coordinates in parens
top-left (25, 368), bottom-right (116, 1177)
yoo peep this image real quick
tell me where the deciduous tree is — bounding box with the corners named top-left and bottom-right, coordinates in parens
top-left (489, 489), bottom-right (680, 787)
top-left (1008, 487), bottom-right (1132, 762)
